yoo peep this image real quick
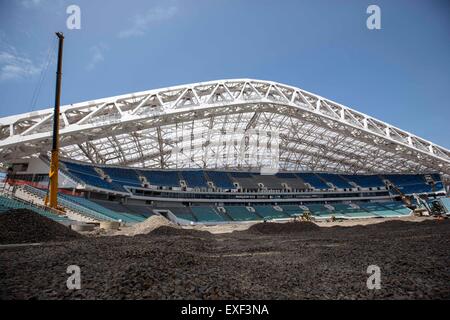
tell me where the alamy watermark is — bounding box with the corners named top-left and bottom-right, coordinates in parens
top-left (66, 5), bottom-right (81, 30)
top-left (367, 5), bottom-right (381, 30)
top-left (66, 265), bottom-right (81, 290)
top-left (366, 265), bottom-right (381, 290)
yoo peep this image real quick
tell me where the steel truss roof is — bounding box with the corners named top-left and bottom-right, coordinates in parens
top-left (0, 79), bottom-right (449, 176)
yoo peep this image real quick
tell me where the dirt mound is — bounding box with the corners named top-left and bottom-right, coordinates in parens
top-left (247, 221), bottom-right (321, 234)
top-left (117, 215), bottom-right (178, 236)
top-left (328, 219), bottom-right (450, 234)
top-left (1, 217), bottom-right (449, 299)
top-left (0, 209), bottom-right (83, 244)
top-left (148, 225), bottom-right (213, 237)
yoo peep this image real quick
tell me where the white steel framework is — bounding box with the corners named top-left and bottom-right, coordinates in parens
top-left (0, 79), bottom-right (449, 176)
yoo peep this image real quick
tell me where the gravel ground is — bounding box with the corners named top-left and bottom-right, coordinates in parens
top-left (0, 219), bottom-right (449, 299)
top-left (0, 209), bottom-right (83, 244)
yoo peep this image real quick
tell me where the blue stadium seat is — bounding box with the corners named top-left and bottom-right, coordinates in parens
top-left (61, 194), bottom-right (145, 223)
top-left (384, 174), bottom-right (432, 194)
top-left (190, 206), bottom-right (228, 222)
top-left (181, 171), bottom-right (208, 188)
top-left (279, 205), bottom-right (309, 217)
top-left (206, 171), bottom-right (235, 189)
top-left (62, 161), bottom-right (99, 176)
top-left (101, 167), bottom-right (142, 187)
top-left (340, 174), bottom-right (385, 188)
top-left (253, 205), bottom-right (287, 220)
top-left (229, 172), bottom-right (253, 178)
top-left (139, 170), bottom-right (180, 188)
top-left (439, 198), bottom-right (450, 213)
top-left (167, 207), bottom-right (197, 222)
top-left (316, 173), bottom-right (353, 189)
top-left (223, 206), bottom-right (261, 221)
top-left (67, 171), bottom-right (126, 192)
top-left (304, 204), bottom-right (335, 218)
top-left (358, 201), bottom-right (410, 217)
top-left (296, 173), bottom-right (329, 189)
top-left (330, 203), bottom-right (374, 218)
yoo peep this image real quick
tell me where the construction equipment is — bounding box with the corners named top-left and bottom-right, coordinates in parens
top-left (428, 199), bottom-right (447, 217)
top-left (385, 181), bottom-right (415, 208)
top-left (301, 211), bottom-right (312, 221)
top-left (45, 32), bottom-right (64, 209)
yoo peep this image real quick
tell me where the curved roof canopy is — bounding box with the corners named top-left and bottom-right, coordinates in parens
top-left (0, 79), bottom-right (449, 176)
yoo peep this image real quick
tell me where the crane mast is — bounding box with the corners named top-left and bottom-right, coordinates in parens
top-left (45, 32), bottom-right (64, 209)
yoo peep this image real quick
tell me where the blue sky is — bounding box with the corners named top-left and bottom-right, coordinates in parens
top-left (0, 0), bottom-right (449, 148)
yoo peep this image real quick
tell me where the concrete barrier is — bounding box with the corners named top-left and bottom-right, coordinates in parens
top-left (99, 221), bottom-right (120, 230)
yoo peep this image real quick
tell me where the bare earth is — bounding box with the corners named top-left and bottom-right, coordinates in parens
top-left (0, 215), bottom-right (449, 300)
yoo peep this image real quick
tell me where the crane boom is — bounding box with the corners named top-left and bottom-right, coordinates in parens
top-left (45, 32), bottom-right (64, 209)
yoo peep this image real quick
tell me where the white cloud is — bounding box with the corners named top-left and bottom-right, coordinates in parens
top-left (86, 44), bottom-right (107, 71)
top-left (0, 51), bottom-right (41, 81)
top-left (118, 6), bottom-right (178, 38)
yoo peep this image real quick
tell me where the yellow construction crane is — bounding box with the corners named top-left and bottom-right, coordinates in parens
top-left (45, 32), bottom-right (64, 209)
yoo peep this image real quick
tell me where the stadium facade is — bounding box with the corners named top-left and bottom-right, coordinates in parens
top-left (0, 79), bottom-right (449, 224)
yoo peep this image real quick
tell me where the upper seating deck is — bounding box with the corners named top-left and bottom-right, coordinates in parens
top-left (101, 167), bottom-right (142, 187)
top-left (340, 174), bottom-right (385, 188)
top-left (383, 174), bottom-right (437, 194)
top-left (316, 173), bottom-right (353, 189)
top-left (180, 171), bottom-right (208, 189)
top-left (205, 171), bottom-right (235, 189)
top-left (296, 173), bottom-right (329, 190)
top-left (58, 160), bottom-right (444, 196)
top-left (139, 170), bottom-right (181, 188)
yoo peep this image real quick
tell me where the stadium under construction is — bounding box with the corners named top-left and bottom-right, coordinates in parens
top-left (0, 78), bottom-right (449, 224)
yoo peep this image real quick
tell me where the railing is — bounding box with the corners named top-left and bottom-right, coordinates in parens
top-left (0, 189), bottom-right (67, 218)
top-left (21, 184), bottom-right (114, 222)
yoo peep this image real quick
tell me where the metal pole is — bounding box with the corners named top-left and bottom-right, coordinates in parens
top-left (46, 32), bottom-right (64, 209)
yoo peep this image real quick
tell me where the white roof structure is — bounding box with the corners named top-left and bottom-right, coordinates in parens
top-left (0, 79), bottom-right (449, 176)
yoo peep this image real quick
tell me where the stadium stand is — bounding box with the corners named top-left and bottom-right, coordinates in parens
top-left (252, 175), bottom-right (284, 190)
top-left (316, 173), bottom-right (353, 189)
top-left (296, 173), bottom-right (329, 190)
top-left (440, 198), bottom-right (450, 213)
top-left (62, 160), bottom-right (99, 176)
top-left (378, 201), bottom-right (412, 215)
top-left (190, 206), bottom-right (228, 222)
top-left (231, 177), bottom-right (258, 190)
top-left (279, 204), bottom-right (310, 217)
top-left (139, 170), bottom-right (180, 188)
top-left (0, 195), bottom-right (71, 223)
top-left (330, 203), bottom-right (375, 218)
top-left (253, 205), bottom-right (288, 219)
top-left (20, 185), bottom-right (144, 223)
top-left (340, 174), bottom-right (385, 188)
top-left (384, 174), bottom-right (433, 194)
top-left (101, 167), bottom-right (142, 187)
top-left (167, 207), bottom-right (197, 222)
top-left (205, 171), bottom-right (235, 189)
top-left (58, 160), bottom-right (444, 198)
top-left (90, 199), bottom-right (154, 218)
top-left (358, 202), bottom-right (411, 217)
top-left (61, 194), bottom-right (145, 223)
top-left (275, 173), bottom-right (307, 190)
top-left (63, 168), bottom-right (126, 193)
top-left (180, 171), bottom-right (209, 189)
top-left (305, 204), bottom-right (343, 218)
top-left (223, 206), bottom-right (262, 221)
